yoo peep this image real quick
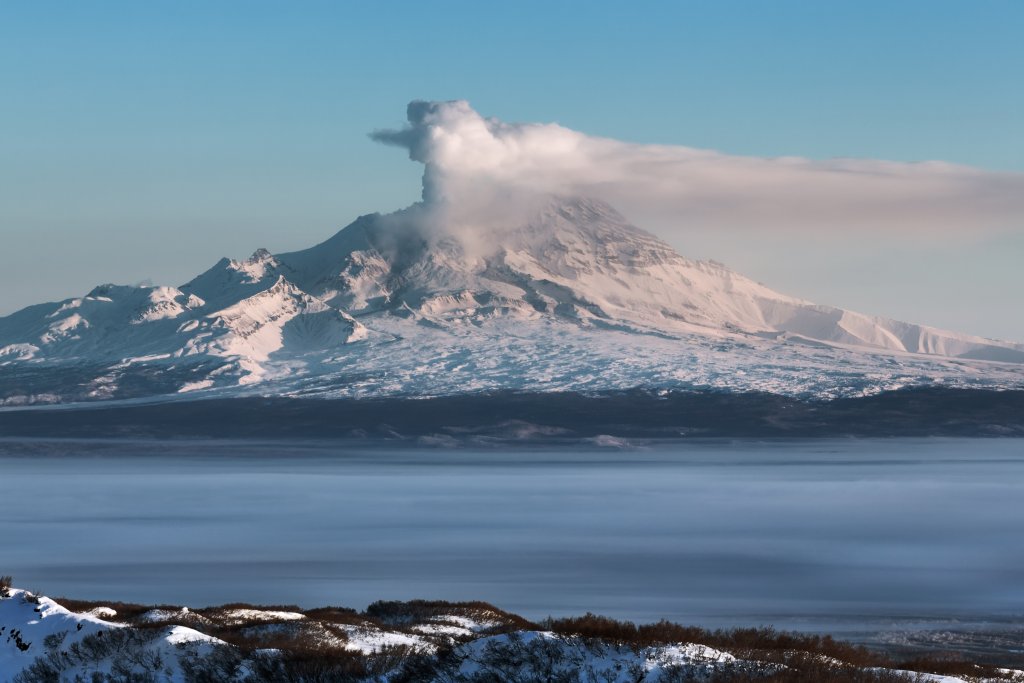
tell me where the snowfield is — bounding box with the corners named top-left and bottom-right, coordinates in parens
top-left (1, 198), bottom-right (1021, 406)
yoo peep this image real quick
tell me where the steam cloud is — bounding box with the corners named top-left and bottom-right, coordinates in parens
top-left (371, 100), bottom-right (1024, 238)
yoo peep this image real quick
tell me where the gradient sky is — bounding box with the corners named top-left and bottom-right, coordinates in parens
top-left (2, 1), bottom-right (1022, 339)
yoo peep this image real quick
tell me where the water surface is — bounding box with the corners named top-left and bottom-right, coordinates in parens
top-left (2, 438), bottom-right (1022, 637)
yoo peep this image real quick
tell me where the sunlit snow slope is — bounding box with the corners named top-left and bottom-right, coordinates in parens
top-left (1, 197), bottom-right (1021, 404)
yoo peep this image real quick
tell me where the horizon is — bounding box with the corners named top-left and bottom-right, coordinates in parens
top-left (2, 2), bottom-right (1022, 341)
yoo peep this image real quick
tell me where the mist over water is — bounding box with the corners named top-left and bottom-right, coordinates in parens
top-left (2, 438), bottom-right (1022, 636)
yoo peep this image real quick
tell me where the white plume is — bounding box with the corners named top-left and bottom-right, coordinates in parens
top-left (372, 99), bottom-right (1024, 238)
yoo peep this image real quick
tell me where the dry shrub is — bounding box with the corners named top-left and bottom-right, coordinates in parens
top-left (302, 605), bottom-right (363, 624)
top-left (895, 655), bottom-right (1009, 680)
top-left (51, 598), bottom-right (170, 622)
top-left (365, 599), bottom-right (534, 631)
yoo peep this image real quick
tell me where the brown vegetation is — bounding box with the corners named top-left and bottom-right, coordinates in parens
top-left (545, 613), bottom-right (1021, 681)
top-left (8, 586), bottom-right (1019, 683)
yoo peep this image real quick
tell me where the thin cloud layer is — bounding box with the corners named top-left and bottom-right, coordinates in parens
top-left (371, 100), bottom-right (1024, 237)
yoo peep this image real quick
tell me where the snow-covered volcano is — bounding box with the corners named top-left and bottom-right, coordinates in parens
top-left (1, 196), bottom-right (1022, 405)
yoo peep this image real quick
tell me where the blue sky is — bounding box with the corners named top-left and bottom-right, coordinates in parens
top-left (1, 1), bottom-right (1022, 338)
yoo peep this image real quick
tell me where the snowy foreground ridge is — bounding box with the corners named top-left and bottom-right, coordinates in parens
top-left (1, 197), bottom-right (1023, 405)
top-left (2, 585), bottom-right (1020, 683)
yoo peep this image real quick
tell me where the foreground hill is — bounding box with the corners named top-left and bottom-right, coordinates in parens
top-left (2, 582), bottom-right (1021, 682)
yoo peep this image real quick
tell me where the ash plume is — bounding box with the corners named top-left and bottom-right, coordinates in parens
top-left (371, 99), bottom-right (1024, 244)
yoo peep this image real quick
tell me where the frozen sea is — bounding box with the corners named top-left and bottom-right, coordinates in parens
top-left (1, 438), bottom-right (1022, 640)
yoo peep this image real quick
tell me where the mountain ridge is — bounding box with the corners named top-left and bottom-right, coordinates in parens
top-left (1, 196), bottom-right (1022, 405)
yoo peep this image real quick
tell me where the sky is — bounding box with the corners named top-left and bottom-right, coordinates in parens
top-left (1, 1), bottom-right (1022, 340)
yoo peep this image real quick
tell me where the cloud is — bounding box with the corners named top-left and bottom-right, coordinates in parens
top-left (371, 100), bottom-right (1024, 238)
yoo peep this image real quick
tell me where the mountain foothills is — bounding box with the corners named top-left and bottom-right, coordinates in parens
top-left (1, 197), bottom-right (1022, 406)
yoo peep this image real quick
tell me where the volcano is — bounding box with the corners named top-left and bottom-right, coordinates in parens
top-left (1, 195), bottom-right (1021, 406)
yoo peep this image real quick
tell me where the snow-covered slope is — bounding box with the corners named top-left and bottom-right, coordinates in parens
top-left (1, 197), bottom-right (1021, 404)
top-left (2, 585), bottom-right (1016, 682)
top-left (0, 588), bottom-right (222, 682)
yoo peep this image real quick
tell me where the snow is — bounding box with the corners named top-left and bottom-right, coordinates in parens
top-left (410, 613), bottom-right (506, 640)
top-left (444, 630), bottom-right (743, 682)
top-left (412, 622), bottom-right (474, 637)
top-left (138, 606), bottom-right (215, 628)
top-left (139, 608), bottom-right (185, 622)
top-left (217, 608), bottom-right (306, 625)
top-left (1, 196), bottom-right (1021, 404)
top-left (0, 589), bottom-right (116, 678)
top-left (0, 343), bottom-right (38, 361)
top-left (874, 666), bottom-right (1024, 683)
top-left (163, 625), bottom-right (223, 645)
top-left (0, 588), bottom-right (236, 683)
top-left (335, 624), bottom-right (430, 654)
top-left (178, 379), bottom-right (215, 393)
top-left (2, 586), bottom-right (1019, 682)
top-left (883, 669), bottom-right (972, 683)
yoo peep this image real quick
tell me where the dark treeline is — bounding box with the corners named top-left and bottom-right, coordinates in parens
top-left (0, 387), bottom-right (1022, 440)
